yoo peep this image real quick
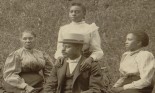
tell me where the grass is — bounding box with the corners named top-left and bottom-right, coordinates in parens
top-left (0, 0), bottom-right (155, 93)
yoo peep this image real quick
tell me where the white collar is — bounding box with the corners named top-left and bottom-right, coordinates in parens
top-left (22, 47), bottom-right (34, 53)
top-left (126, 48), bottom-right (142, 56)
top-left (67, 55), bottom-right (82, 63)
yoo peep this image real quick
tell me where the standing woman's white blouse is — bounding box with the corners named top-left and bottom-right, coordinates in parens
top-left (113, 50), bottom-right (155, 90)
top-left (55, 21), bottom-right (104, 61)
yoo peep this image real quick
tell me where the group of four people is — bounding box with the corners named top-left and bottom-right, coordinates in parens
top-left (1, 2), bottom-right (155, 93)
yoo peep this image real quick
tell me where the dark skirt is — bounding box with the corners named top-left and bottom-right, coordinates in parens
top-left (120, 87), bottom-right (153, 93)
top-left (120, 76), bottom-right (153, 93)
top-left (3, 72), bottom-right (44, 93)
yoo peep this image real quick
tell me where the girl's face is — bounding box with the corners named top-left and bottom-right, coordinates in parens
top-left (21, 32), bottom-right (36, 50)
top-left (125, 33), bottom-right (141, 51)
top-left (69, 5), bottom-right (85, 22)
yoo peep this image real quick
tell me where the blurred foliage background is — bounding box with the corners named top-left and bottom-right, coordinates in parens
top-left (0, 0), bottom-right (155, 92)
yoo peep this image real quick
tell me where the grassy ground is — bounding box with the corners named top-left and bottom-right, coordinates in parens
top-left (0, 0), bottom-right (155, 93)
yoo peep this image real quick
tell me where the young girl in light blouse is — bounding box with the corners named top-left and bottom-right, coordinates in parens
top-left (55, 2), bottom-right (104, 71)
top-left (112, 31), bottom-right (155, 93)
top-left (3, 30), bottom-right (53, 93)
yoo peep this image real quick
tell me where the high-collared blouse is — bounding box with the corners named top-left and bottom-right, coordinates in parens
top-left (113, 50), bottom-right (155, 90)
top-left (54, 21), bottom-right (104, 61)
top-left (3, 48), bottom-right (53, 89)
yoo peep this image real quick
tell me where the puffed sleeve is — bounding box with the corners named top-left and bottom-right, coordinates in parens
top-left (89, 23), bottom-right (104, 61)
top-left (54, 27), bottom-right (64, 59)
top-left (123, 51), bottom-right (155, 90)
top-left (43, 52), bottom-right (53, 79)
top-left (3, 51), bottom-right (27, 89)
top-left (113, 52), bottom-right (129, 87)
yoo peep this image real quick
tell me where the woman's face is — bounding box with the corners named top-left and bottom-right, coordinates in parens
top-left (21, 32), bottom-right (36, 50)
top-left (69, 5), bottom-right (85, 22)
top-left (125, 33), bottom-right (141, 51)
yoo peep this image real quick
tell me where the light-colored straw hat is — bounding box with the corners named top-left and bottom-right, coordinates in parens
top-left (59, 33), bottom-right (85, 44)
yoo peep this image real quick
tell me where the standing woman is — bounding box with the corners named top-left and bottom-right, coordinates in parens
top-left (3, 30), bottom-right (53, 93)
top-left (55, 2), bottom-right (104, 71)
top-left (112, 31), bottom-right (155, 93)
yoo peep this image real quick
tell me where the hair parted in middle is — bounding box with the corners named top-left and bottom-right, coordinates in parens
top-left (70, 2), bottom-right (86, 17)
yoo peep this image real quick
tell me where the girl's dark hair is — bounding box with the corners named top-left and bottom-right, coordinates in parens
top-left (20, 29), bottom-right (36, 38)
top-left (130, 31), bottom-right (149, 47)
top-left (71, 2), bottom-right (86, 16)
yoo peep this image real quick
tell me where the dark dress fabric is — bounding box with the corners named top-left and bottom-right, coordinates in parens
top-left (120, 76), bottom-right (153, 93)
top-left (3, 72), bottom-right (44, 93)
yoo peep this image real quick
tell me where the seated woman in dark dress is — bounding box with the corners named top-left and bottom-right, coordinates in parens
top-left (3, 30), bottom-right (53, 93)
top-left (112, 31), bottom-right (155, 93)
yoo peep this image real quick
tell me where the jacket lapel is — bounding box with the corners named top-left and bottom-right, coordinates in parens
top-left (57, 59), bottom-right (68, 90)
top-left (72, 56), bottom-right (85, 87)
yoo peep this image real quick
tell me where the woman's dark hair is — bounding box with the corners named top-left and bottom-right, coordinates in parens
top-left (71, 2), bottom-right (86, 17)
top-left (20, 29), bottom-right (36, 38)
top-left (129, 31), bottom-right (149, 47)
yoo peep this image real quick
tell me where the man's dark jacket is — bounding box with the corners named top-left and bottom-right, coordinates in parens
top-left (43, 56), bottom-right (103, 93)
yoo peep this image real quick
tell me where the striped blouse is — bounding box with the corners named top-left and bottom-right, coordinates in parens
top-left (3, 48), bottom-right (53, 89)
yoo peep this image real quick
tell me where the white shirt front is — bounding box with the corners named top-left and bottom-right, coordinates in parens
top-left (55, 21), bottom-right (103, 61)
top-left (113, 50), bottom-right (155, 90)
top-left (66, 56), bottom-right (81, 74)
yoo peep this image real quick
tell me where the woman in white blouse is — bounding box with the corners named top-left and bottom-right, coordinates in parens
top-left (3, 30), bottom-right (53, 93)
top-left (55, 2), bottom-right (103, 71)
top-left (112, 31), bottom-right (155, 93)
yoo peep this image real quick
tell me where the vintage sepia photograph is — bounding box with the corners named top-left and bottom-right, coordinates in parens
top-left (0, 0), bottom-right (155, 93)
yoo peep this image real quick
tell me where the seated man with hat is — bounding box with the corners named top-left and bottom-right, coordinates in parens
top-left (43, 33), bottom-right (104, 93)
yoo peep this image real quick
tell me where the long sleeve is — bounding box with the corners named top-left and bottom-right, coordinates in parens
top-left (89, 23), bottom-right (104, 61)
top-left (43, 66), bottom-right (58, 93)
top-left (123, 51), bottom-right (155, 90)
top-left (43, 52), bottom-right (53, 79)
top-left (3, 52), bottom-right (27, 89)
top-left (54, 27), bottom-right (63, 59)
top-left (113, 74), bottom-right (127, 87)
top-left (82, 62), bottom-right (103, 93)
top-left (113, 52), bottom-right (128, 87)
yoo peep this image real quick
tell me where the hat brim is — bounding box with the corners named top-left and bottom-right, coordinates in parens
top-left (59, 41), bottom-right (85, 44)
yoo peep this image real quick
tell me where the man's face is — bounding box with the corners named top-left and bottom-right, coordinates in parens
top-left (62, 43), bottom-right (81, 59)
